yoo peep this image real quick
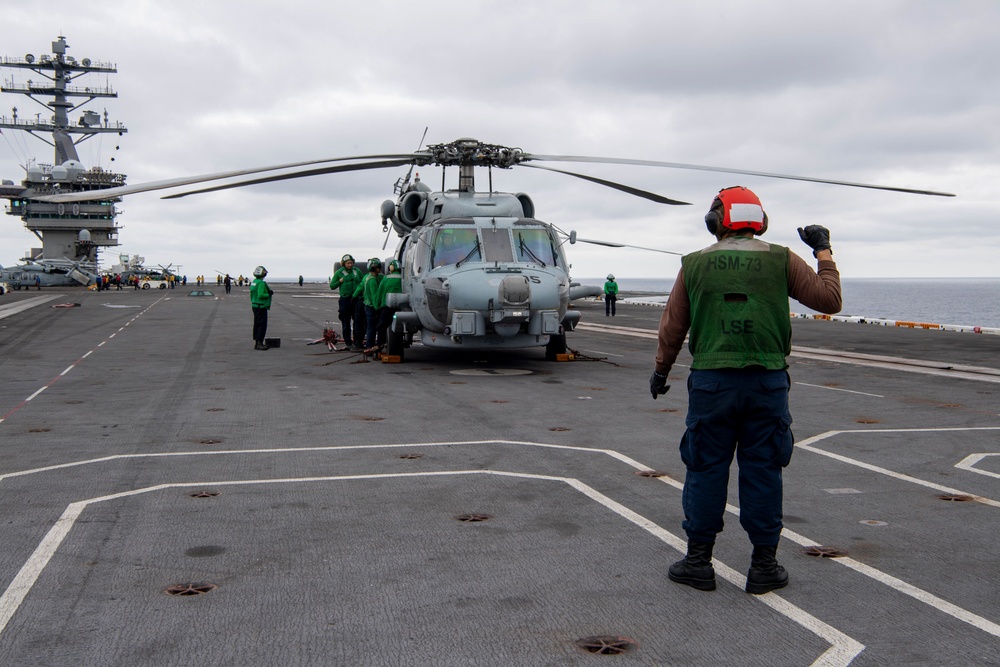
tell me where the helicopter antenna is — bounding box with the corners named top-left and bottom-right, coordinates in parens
top-left (393, 126), bottom-right (429, 195)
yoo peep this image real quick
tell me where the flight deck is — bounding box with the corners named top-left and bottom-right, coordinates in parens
top-left (0, 286), bottom-right (998, 666)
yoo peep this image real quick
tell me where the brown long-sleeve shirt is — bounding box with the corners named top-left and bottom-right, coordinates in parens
top-left (654, 246), bottom-right (841, 374)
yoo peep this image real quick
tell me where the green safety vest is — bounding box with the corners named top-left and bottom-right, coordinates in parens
top-left (682, 239), bottom-right (791, 370)
top-left (355, 273), bottom-right (383, 307)
top-left (376, 274), bottom-right (403, 309)
top-left (250, 279), bottom-right (272, 309)
top-left (330, 266), bottom-right (363, 295)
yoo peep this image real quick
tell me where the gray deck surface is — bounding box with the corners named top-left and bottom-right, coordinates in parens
top-left (1, 285), bottom-right (998, 666)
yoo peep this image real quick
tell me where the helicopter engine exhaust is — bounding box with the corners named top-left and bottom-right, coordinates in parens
top-left (398, 191), bottom-right (427, 231)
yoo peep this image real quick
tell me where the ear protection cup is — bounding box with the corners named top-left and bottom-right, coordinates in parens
top-left (705, 198), bottom-right (724, 235)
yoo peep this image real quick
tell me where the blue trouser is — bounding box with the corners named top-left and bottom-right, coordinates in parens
top-left (251, 307), bottom-right (268, 343)
top-left (605, 293), bottom-right (616, 316)
top-left (679, 368), bottom-right (793, 546)
top-left (363, 304), bottom-right (379, 348)
top-left (377, 307), bottom-right (396, 348)
top-left (353, 299), bottom-right (366, 347)
top-left (338, 296), bottom-right (356, 345)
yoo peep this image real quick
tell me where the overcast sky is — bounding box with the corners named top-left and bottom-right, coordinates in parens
top-left (1, 1), bottom-right (997, 280)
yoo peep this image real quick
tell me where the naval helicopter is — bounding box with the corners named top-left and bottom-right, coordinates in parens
top-left (0, 256), bottom-right (98, 289)
top-left (36, 137), bottom-right (954, 360)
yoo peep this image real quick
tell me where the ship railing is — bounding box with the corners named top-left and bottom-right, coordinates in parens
top-left (0, 56), bottom-right (116, 69)
top-left (1, 82), bottom-right (118, 96)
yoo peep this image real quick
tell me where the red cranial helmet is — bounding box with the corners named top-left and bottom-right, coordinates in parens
top-left (705, 186), bottom-right (768, 235)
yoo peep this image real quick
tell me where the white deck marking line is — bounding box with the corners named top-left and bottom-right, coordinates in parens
top-left (577, 322), bottom-right (657, 340)
top-left (579, 322), bottom-right (1000, 383)
top-left (0, 470), bottom-right (863, 666)
top-left (791, 351), bottom-right (1000, 384)
top-left (24, 387), bottom-right (46, 401)
top-left (3, 438), bottom-right (995, 648)
top-left (795, 382), bottom-right (884, 398)
top-left (0, 297), bottom-right (167, 427)
top-left (0, 294), bottom-right (60, 319)
top-left (796, 429), bottom-right (1000, 508)
top-left (955, 453), bottom-right (1000, 480)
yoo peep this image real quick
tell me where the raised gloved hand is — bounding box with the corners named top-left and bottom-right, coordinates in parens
top-left (797, 225), bottom-right (832, 257)
top-left (650, 370), bottom-right (670, 400)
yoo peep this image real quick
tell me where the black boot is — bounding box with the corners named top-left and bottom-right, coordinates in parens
top-left (668, 541), bottom-right (716, 591)
top-left (745, 544), bottom-right (788, 594)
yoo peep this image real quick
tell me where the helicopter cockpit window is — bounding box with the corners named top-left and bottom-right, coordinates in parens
top-left (432, 228), bottom-right (481, 268)
top-left (514, 229), bottom-right (556, 266)
top-left (480, 226), bottom-right (515, 263)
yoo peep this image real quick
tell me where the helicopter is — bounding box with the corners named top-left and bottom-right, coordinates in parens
top-left (0, 256), bottom-right (98, 289)
top-left (36, 136), bottom-right (954, 361)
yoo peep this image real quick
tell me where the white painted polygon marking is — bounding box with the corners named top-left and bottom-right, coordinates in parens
top-left (955, 453), bottom-right (1000, 479)
top-left (3, 435), bottom-right (999, 648)
top-left (0, 471), bottom-right (863, 666)
top-left (796, 429), bottom-right (1000, 508)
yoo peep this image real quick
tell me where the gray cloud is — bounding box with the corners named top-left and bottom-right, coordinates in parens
top-left (1, 1), bottom-right (996, 280)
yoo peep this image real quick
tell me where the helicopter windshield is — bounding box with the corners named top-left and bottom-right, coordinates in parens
top-left (432, 228), bottom-right (481, 267)
top-left (515, 229), bottom-right (556, 266)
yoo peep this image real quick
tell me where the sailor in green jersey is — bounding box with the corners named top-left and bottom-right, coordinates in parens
top-left (250, 265), bottom-right (274, 351)
top-left (354, 258), bottom-right (384, 349)
top-left (651, 186), bottom-right (841, 596)
top-left (603, 274), bottom-right (619, 316)
top-left (330, 254), bottom-right (364, 348)
top-left (376, 260), bottom-right (403, 349)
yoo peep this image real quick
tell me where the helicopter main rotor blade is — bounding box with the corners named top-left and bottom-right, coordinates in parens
top-left (525, 154), bottom-right (956, 198)
top-left (520, 164), bottom-right (691, 205)
top-left (572, 236), bottom-right (685, 256)
top-left (35, 153), bottom-right (421, 203)
top-left (161, 159), bottom-right (414, 199)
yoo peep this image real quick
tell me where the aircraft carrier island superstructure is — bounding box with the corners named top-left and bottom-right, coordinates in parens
top-left (0, 36), bottom-right (127, 273)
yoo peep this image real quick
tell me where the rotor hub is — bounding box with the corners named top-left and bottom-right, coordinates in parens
top-left (419, 139), bottom-right (526, 169)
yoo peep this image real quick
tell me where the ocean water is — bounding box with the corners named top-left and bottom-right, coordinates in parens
top-left (583, 277), bottom-right (1000, 329)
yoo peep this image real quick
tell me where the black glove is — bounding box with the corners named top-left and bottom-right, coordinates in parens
top-left (797, 225), bottom-right (832, 257)
top-left (650, 370), bottom-right (670, 400)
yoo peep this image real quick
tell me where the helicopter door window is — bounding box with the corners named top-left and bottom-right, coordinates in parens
top-left (432, 228), bottom-right (481, 267)
top-left (514, 229), bottom-right (556, 266)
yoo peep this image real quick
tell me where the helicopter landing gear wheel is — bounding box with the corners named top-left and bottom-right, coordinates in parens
top-left (545, 333), bottom-right (567, 361)
top-left (387, 322), bottom-right (405, 361)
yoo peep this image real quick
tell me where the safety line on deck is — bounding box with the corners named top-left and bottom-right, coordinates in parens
top-left (0, 296), bottom-right (168, 425)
